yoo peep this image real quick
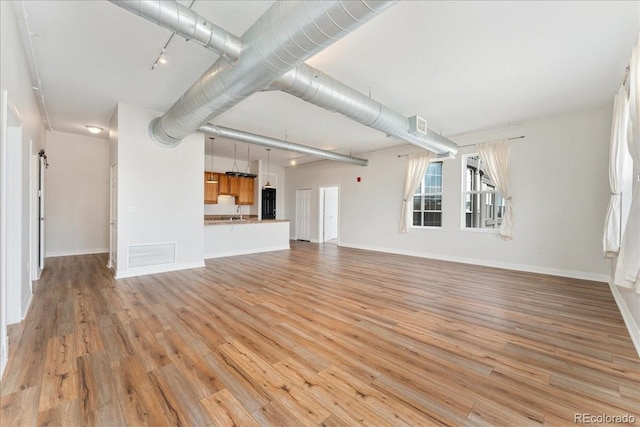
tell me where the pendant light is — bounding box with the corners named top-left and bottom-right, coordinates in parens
top-left (206, 137), bottom-right (218, 183)
top-left (263, 148), bottom-right (274, 188)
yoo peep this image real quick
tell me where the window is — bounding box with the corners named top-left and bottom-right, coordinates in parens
top-left (464, 154), bottom-right (504, 229)
top-left (413, 161), bottom-right (443, 227)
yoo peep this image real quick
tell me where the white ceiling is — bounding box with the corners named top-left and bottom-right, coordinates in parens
top-left (17, 1), bottom-right (639, 166)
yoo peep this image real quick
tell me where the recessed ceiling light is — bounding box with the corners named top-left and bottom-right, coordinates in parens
top-left (86, 126), bottom-right (103, 134)
top-left (158, 53), bottom-right (167, 64)
top-left (290, 159), bottom-right (296, 166)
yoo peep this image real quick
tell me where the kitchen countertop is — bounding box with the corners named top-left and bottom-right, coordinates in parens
top-left (204, 215), bottom-right (289, 225)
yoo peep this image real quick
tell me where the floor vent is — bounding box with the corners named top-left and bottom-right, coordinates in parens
top-left (128, 243), bottom-right (176, 268)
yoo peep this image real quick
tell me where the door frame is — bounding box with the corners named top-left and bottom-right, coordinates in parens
top-left (38, 154), bottom-right (45, 270)
top-left (108, 163), bottom-right (117, 271)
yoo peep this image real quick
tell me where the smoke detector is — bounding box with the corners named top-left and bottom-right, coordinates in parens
top-left (409, 115), bottom-right (427, 135)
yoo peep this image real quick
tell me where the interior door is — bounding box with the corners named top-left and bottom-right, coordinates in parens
top-left (296, 189), bottom-right (311, 241)
top-left (109, 164), bottom-right (117, 270)
top-left (324, 187), bottom-right (338, 241)
top-left (262, 188), bottom-right (276, 219)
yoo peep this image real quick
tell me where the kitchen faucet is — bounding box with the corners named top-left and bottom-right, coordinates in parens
top-left (236, 204), bottom-right (243, 220)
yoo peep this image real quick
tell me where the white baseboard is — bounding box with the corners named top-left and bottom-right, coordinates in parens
top-left (204, 245), bottom-right (290, 260)
top-left (46, 248), bottom-right (109, 258)
top-left (608, 282), bottom-right (640, 358)
top-left (339, 243), bottom-right (610, 283)
top-left (115, 260), bottom-right (205, 279)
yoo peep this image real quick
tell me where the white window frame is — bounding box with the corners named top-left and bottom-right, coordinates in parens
top-left (461, 153), bottom-right (503, 233)
top-left (412, 160), bottom-right (443, 229)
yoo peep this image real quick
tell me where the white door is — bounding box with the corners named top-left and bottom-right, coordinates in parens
top-left (324, 187), bottom-right (338, 241)
top-left (296, 189), bottom-right (311, 241)
top-left (108, 164), bottom-right (117, 270)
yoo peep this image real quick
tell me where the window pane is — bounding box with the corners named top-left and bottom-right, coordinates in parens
top-left (412, 212), bottom-right (421, 226)
top-left (424, 195), bottom-right (441, 211)
top-left (424, 162), bottom-right (442, 194)
top-left (423, 212), bottom-right (442, 227)
top-left (413, 195), bottom-right (421, 210)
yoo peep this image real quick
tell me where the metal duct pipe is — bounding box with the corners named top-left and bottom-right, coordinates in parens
top-left (199, 124), bottom-right (368, 166)
top-left (270, 64), bottom-right (458, 155)
top-left (112, 0), bottom-right (456, 156)
top-left (109, 1), bottom-right (241, 61)
top-left (148, 1), bottom-right (395, 146)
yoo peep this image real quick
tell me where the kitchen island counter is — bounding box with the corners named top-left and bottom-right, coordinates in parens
top-left (205, 218), bottom-right (289, 225)
top-left (204, 218), bottom-right (290, 259)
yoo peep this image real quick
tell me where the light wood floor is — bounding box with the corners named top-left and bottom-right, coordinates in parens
top-left (1, 242), bottom-right (639, 426)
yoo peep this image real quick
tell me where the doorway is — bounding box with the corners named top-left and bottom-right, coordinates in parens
top-left (295, 188), bottom-right (311, 241)
top-left (319, 186), bottom-right (339, 244)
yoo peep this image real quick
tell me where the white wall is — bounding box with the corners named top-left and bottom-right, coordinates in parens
top-left (0, 0), bottom-right (46, 376)
top-left (114, 103), bottom-right (204, 278)
top-left (45, 131), bottom-right (110, 256)
top-left (285, 104), bottom-right (612, 281)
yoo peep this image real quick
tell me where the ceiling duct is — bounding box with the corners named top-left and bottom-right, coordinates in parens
top-left (268, 64), bottom-right (458, 155)
top-left (118, 0), bottom-right (397, 147)
top-left (199, 124), bottom-right (368, 167)
top-left (111, 0), bottom-right (457, 156)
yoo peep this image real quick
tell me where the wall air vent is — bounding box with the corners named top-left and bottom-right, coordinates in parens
top-left (409, 115), bottom-right (427, 135)
top-left (128, 243), bottom-right (176, 268)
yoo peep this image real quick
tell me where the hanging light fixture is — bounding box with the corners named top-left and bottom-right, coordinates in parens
top-left (264, 148), bottom-right (274, 188)
top-left (206, 137), bottom-right (218, 183)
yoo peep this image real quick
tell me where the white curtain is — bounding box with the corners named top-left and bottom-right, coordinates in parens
top-left (615, 34), bottom-right (640, 291)
top-left (603, 85), bottom-right (629, 257)
top-left (477, 139), bottom-right (513, 240)
top-left (400, 152), bottom-right (433, 233)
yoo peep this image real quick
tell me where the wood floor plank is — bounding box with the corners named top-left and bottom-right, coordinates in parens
top-left (200, 388), bottom-right (261, 427)
top-left (148, 364), bottom-right (213, 426)
top-left (1, 246), bottom-right (638, 426)
top-left (0, 386), bottom-right (41, 426)
top-left (36, 398), bottom-right (81, 427)
top-left (110, 356), bottom-right (173, 427)
top-left (77, 352), bottom-right (125, 426)
top-left (38, 335), bottom-right (78, 411)
top-left (155, 329), bottom-right (222, 400)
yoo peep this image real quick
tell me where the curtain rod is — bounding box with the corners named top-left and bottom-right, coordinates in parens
top-left (397, 135), bottom-right (525, 157)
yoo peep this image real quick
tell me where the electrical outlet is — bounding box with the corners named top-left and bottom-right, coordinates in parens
top-left (128, 206), bottom-right (137, 213)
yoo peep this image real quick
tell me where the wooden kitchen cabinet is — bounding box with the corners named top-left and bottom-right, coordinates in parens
top-left (208, 172), bottom-right (253, 205)
top-left (228, 175), bottom-right (240, 197)
top-left (237, 176), bottom-right (255, 205)
top-left (217, 173), bottom-right (239, 196)
top-left (204, 172), bottom-right (219, 204)
top-left (217, 173), bottom-right (229, 195)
